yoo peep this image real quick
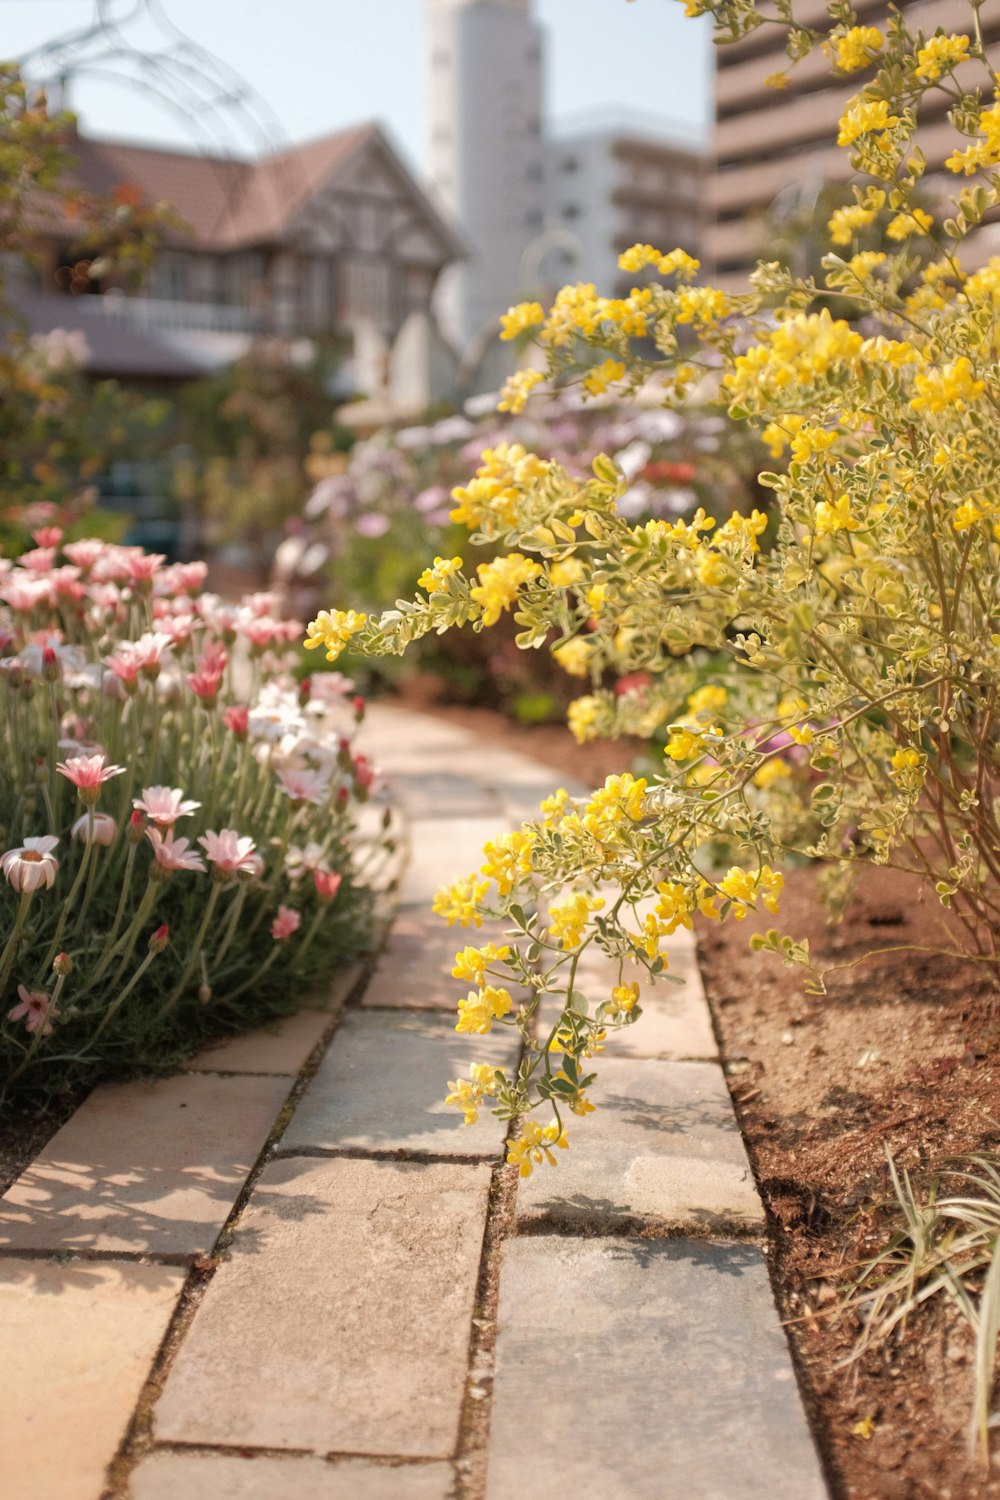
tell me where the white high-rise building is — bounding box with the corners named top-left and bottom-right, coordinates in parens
top-left (426, 0), bottom-right (544, 372)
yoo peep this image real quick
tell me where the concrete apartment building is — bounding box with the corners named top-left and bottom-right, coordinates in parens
top-left (709, 0), bottom-right (1000, 290)
top-left (544, 119), bottom-right (704, 298)
top-left (426, 0), bottom-right (705, 385)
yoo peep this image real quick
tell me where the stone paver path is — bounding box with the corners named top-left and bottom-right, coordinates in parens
top-left (0, 703), bottom-right (829, 1500)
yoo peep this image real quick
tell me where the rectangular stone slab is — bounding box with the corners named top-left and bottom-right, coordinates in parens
top-left (153, 1157), bottom-right (491, 1458)
top-left (362, 911), bottom-right (523, 1012)
top-left (398, 816), bottom-right (510, 907)
top-left (282, 1009), bottom-right (520, 1157)
top-left (485, 1237), bottom-right (827, 1500)
top-left (514, 1056), bottom-right (763, 1229)
top-left (536, 943), bottom-right (716, 1060)
top-left (0, 1257), bottom-right (185, 1500)
top-left (183, 1008), bottom-right (333, 1074)
top-left (0, 1071), bottom-right (290, 1256)
top-left (129, 1453), bottom-right (455, 1500)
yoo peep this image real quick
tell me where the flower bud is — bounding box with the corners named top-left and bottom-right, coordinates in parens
top-left (148, 924), bottom-right (169, 954)
top-left (127, 811), bottom-right (145, 844)
top-left (52, 951), bottom-right (73, 977)
top-left (41, 646), bottom-right (60, 683)
top-left (198, 982), bottom-right (213, 1004)
top-left (352, 695), bottom-right (366, 723)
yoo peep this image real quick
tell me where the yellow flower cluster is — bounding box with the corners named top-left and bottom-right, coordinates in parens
top-left (417, 555), bottom-right (463, 594)
top-left (608, 980), bottom-right (640, 1015)
top-left (837, 97), bottom-right (901, 148)
top-left (889, 747), bottom-right (926, 791)
top-left (303, 608), bottom-right (367, 663)
top-left (827, 202), bottom-right (878, 245)
top-left (832, 25), bottom-right (883, 74)
top-left (470, 553), bottom-right (543, 626)
top-left (552, 638), bottom-right (593, 678)
top-left (449, 443), bottom-right (550, 531)
top-left (499, 300), bottom-right (544, 341)
top-left (567, 694), bottom-right (601, 744)
top-left (581, 773), bottom-right (648, 843)
top-left (724, 310), bottom-right (864, 406)
top-left (451, 941), bottom-right (511, 986)
top-left (433, 875), bottom-right (490, 928)
top-left (548, 892), bottom-right (605, 950)
top-left (910, 356), bottom-right (985, 414)
top-left (946, 101), bottom-right (1000, 174)
top-left (507, 1120), bottom-right (569, 1177)
top-left (886, 207), bottom-right (933, 240)
top-left (445, 1062), bottom-right (500, 1125)
top-left (480, 828), bottom-right (536, 895)
top-left (456, 984), bottom-right (513, 1035)
top-left (583, 358), bottom-right (626, 397)
top-left (815, 493), bottom-right (861, 535)
top-left (718, 865), bottom-right (784, 920)
top-left (914, 33), bottom-right (969, 81)
top-left (497, 367), bottom-right (544, 414)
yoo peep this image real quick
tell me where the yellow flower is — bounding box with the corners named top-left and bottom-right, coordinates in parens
top-left (827, 202), bottom-right (878, 245)
top-left (499, 301), bottom-right (544, 341)
top-left (553, 638), bottom-right (593, 678)
top-left (790, 426), bottom-right (839, 463)
top-left (665, 725), bottom-right (711, 762)
top-left (889, 747), bottom-right (926, 791)
top-left (675, 286), bottom-right (731, 327)
top-left (548, 891), bottom-right (605, 950)
top-left (885, 208), bottom-right (933, 240)
top-left (609, 981), bottom-right (640, 1015)
top-left (837, 98), bottom-right (900, 148)
top-left (687, 683), bottom-right (727, 717)
top-left (720, 865), bottom-right (784, 919)
top-left (303, 609), bottom-right (367, 662)
top-left (470, 553), bottom-right (543, 626)
top-left (814, 494), bottom-right (861, 534)
top-left (433, 875), bottom-right (490, 928)
top-left (480, 829), bottom-right (536, 895)
top-left (754, 757), bottom-right (792, 790)
top-left (451, 942), bottom-right (511, 986)
top-left (568, 694), bottom-right (601, 744)
top-left (914, 34), bottom-right (970, 81)
top-left (832, 26), bottom-right (883, 74)
top-left (445, 1061), bottom-right (500, 1126)
top-left (911, 356), bottom-right (986, 414)
top-left (583, 358), bottom-right (626, 397)
top-left (550, 557), bottom-right (585, 589)
top-left (417, 555), bottom-right (463, 594)
top-left (497, 367), bottom-right (544, 414)
top-left (507, 1120), bottom-right (569, 1177)
top-left (654, 880), bottom-right (694, 933)
top-left (456, 984), bottom-right (514, 1035)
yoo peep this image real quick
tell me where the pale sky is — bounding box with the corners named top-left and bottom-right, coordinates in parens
top-left (0, 0), bottom-right (712, 175)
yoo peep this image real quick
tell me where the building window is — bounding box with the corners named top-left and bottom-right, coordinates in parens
top-left (561, 156), bottom-right (579, 173)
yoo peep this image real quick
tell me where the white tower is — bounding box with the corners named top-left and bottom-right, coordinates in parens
top-left (426, 0), bottom-right (544, 369)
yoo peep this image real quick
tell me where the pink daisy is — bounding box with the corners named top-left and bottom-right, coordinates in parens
top-left (198, 829), bottom-right (259, 878)
top-left (146, 828), bottom-right (207, 874)
top-left (7, 984), bottom-right (57, 1036)
top-left (1, 836), bottom-right (59, 893)
top-left (133, 786), bottom-right (201, 827)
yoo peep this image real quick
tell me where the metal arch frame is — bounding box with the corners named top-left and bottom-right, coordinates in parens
top-left (15, 0), bottom-right (311, 246)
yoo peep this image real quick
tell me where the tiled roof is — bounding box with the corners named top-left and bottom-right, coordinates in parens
top-left (64, 122), bottom-right (380, 249)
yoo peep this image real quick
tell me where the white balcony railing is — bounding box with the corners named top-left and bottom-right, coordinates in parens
top-left (89, 293), bottom-right (267, 335)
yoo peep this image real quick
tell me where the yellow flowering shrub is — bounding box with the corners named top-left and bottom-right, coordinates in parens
top-left (309, 2), bottom-right (1000, 1169)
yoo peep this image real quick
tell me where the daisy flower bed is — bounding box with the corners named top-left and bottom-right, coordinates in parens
top-left (0, 530), bottom-right (389, 1105)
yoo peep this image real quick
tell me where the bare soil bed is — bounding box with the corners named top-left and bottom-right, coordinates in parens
top-left (697, 865), bottom-right (1000, 1499)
